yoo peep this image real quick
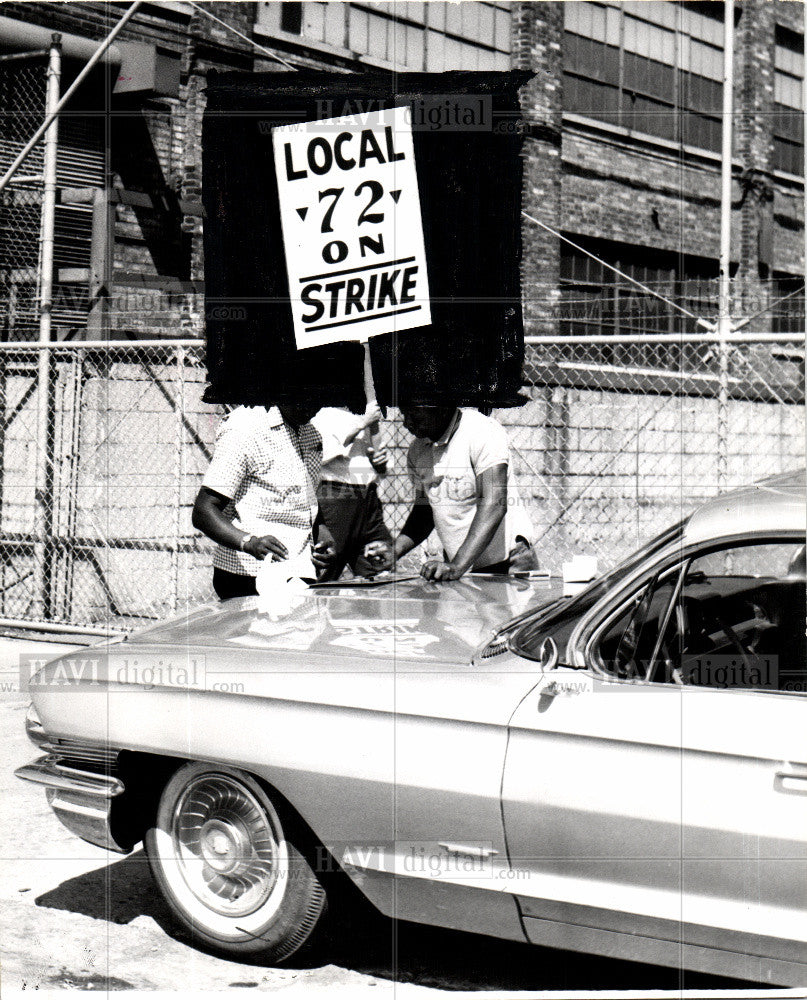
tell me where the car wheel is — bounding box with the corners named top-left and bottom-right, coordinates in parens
top-left (144, 762), bottom-right (326, 962)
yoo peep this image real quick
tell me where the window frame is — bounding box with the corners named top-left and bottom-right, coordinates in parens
top-left (256, 1), bottom-right (511, 71)
top-left (563, 0), bottom-right (725, 153)
top-left (583, 531), bottom-right (806, 696)
top-left (773, 25), bottom-right (804, 177)
top-left (597, 562), bottom-right (686, 682)
top-left (558, 236), bottom-right (719, 340)
top-left (771, 271), bottom-right (805, 335)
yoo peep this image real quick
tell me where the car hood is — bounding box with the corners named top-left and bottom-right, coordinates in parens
top-left (29, 577), bottom-right (564, 738)
top-left (124, 574), bottom-right (562, 665)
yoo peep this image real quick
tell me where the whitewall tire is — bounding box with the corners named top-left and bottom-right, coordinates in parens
top-left (145, 762), bottom-right (326, 962)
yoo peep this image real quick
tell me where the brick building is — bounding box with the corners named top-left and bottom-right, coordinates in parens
top-left (0, 1), bottom-right (803, 342)
top-left (0, 2), bottom-right (802, 626)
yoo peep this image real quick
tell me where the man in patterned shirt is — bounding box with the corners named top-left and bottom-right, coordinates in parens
top-left (192, 401), bottom-right (334, 599)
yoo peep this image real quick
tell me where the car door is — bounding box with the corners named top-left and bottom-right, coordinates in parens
top-left (502, 537), bottom-right (807, 980)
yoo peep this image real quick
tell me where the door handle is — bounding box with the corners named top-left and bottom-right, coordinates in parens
top-left (774, 768), bottom-right (807, 794)
top-left (438, 842), bottom-right (499, 860)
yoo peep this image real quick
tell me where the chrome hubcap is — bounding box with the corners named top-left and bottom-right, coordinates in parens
top-left (171, 774), bottom-right (281, 917)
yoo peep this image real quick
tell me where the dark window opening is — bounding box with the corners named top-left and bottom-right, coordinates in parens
top-left (281, 2), bottom-right (304, 35)
top-left (772, 272), bottom-right (805, 334)
top-left (558, 237), bottom-right (719, 380)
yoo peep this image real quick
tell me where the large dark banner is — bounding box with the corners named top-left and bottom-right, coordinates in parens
top-left (202, 70), bottom-right (530, 410)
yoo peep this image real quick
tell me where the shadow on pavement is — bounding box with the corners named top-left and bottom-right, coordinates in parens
top-left (36, 852), bottom-right (171, 927)
top-left (36, 853), bottom-right (759, 992)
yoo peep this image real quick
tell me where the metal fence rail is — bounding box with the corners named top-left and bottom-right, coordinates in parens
top-left (0, 336), bottom-right (801, 629)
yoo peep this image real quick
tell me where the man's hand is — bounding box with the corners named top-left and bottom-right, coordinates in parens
top-left (245, 535), bottom-right (288, 561)
top-left (311, 529), bottom-right (336, 578)
top-left (362, 402), bottom-right (383, 429)
top-left (367, 444), bottom-right (389, 475)
top-left (359, 541), bottom-right (393, 577)
top-left (420, 559), bottom-right (465, 582)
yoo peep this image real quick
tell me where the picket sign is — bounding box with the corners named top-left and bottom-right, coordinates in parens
top-left (271, 106), bottom-right (431, 373)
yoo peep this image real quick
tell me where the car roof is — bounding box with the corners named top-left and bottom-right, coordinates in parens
top-left (683, 469), bottom-right (806, 547)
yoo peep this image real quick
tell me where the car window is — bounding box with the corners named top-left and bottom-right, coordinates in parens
top-left (595, 541), bottom-right (807, 693)
top-left (597, 571), bottom-right (680, 680)
top-left (511, 519), bottom-right (685, 662)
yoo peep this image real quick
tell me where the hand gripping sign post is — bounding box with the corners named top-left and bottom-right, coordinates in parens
top-left (272, 107), bottom-right (431, 352)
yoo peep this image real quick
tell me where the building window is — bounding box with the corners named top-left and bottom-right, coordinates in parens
top-left (257, 2), bottom-right (511, 70)
top-left (556, 236), bottom-right (722, 389)
top-left (280, 1), bottom-right (303, 34)
top-left (774, 26), bottom-right (804, 176)
top-left (564, 1), bottom-right (724, 152)
top-left (772, 273), bottom-right (805, 333)
top-left (560, 236), bottom-right (718, 339)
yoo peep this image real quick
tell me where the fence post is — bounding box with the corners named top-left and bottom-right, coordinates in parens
top-left (171, 345), bottom-right (185, 615)
top-left (33, 35), bottom-right (61, 620)
top-left (545, 385), bottom-right (570, 557)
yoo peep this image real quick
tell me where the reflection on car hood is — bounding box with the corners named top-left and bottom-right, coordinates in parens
top-left (126, 575), bottom-right (563, 664)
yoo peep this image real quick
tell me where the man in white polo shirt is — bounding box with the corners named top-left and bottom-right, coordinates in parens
top-left (393, 401), bottom-right (536, 581)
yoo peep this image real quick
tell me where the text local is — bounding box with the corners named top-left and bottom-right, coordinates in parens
top-left (283, 125), bottom-right (405, 181)
top-left (302, 265), bottom-right (419, 327)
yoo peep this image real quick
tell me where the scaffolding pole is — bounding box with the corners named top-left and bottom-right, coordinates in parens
top-left (33, 35), bottom-right (61, 620)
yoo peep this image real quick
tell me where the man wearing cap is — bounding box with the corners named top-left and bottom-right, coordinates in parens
top-left (394, 402), bottom-right (536, 581)
top-left (192, 401), bottom-right (335, 599)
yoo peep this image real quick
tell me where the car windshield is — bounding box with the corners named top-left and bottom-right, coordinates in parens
top-left (510, 519), bottom-right (686, 662)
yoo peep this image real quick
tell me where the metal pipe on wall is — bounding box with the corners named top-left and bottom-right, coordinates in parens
top-left (717, 0), bottom-right (735, 496)
top-left (0, 0), bottom-right (142, 194)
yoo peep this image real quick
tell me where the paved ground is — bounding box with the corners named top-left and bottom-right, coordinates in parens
top-left (0, 634), bottom-right (758, 995)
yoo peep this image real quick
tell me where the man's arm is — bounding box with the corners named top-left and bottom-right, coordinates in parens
top-left (311, 520), bottom-right (336, 578)
top-left (192, 486), bottom-right (288, 561)
top-left (393, 490), bottom-right (434, 561)
top-left (341, 402), bottom-right (382, 448)
top-left (421, 463), bottom-right (507, 581)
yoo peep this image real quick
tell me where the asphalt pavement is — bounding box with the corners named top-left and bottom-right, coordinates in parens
top-left (0, 634), bottom-right (759, 996)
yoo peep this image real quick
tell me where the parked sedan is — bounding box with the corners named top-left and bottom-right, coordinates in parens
top-left (16, 472), bottom-right (807, 985)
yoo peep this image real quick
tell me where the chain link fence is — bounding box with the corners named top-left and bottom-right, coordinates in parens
top-left (510, 335), bottom-right (804, 571)
top-left (0, 54), bottom-right (47, 342)
top-left (0, 343), bottom-right (215, 629)
top-left (0, 336), bottom-right (801, 630)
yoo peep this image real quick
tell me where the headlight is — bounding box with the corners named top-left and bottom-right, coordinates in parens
top-left (25, 703), bottom-right (47, 749)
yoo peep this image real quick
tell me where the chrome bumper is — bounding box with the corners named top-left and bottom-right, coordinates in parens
top-left (15, 755), bottom-right (129, 854)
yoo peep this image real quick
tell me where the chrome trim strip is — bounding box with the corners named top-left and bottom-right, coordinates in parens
top-left (439, 842), bottom-right (499, 859)
top-left (41, 738), bottom-right (120, 768)
top-left (15, 756), bottom-right (124, 797)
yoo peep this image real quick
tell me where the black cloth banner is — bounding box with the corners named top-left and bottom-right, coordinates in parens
top-left (202, 70), bottom-right (530, 410)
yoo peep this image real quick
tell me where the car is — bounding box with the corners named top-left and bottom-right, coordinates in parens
top-left (15, 471), bottom-right (807, 985)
